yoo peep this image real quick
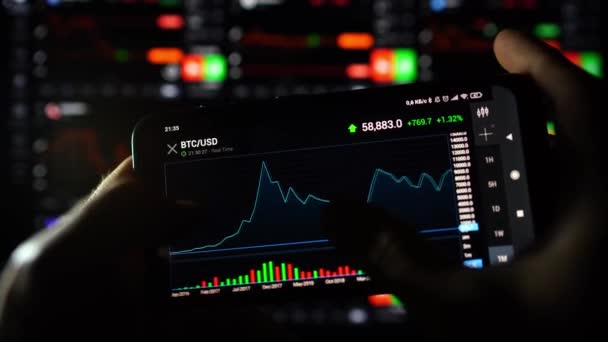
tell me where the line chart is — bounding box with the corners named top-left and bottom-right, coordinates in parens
top-left (172, 161), bottom-right (455, 255)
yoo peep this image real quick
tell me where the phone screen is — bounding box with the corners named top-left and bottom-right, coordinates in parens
top-left (132, 80), bottom-right (547, 301)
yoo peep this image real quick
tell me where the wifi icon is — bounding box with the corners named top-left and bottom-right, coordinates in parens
top-left (460, 93), bottom-right (468, 100)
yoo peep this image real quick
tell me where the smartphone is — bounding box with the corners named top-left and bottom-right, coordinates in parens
top-left (131, 75), bottom-right (550, 307)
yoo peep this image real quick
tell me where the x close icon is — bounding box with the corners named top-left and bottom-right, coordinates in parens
top-left (167, 144), bottom-right (178, 155)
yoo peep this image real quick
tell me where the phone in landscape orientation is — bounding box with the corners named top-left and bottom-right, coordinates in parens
top-left (131, 75), bottom-right (551, 307)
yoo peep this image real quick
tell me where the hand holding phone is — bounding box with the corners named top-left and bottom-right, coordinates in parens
top-left (131, 74), bottom-right (550, 307)
top-left (2, 29), bottom-right (602, 340)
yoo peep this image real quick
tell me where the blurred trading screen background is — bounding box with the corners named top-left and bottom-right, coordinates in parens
top-left (1, 0), bottom-right (602, 262)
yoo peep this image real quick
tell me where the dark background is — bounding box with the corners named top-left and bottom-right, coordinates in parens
top-left (1, 0), bottom-right (603, 268)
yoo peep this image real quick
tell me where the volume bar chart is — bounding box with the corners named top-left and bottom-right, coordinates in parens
top-left (173, 261), bottom-right (365, 291)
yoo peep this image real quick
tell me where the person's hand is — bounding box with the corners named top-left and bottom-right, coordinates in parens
top-left (0, 158), bottom-right (292, 340)
top-left (0, 158), bottom-right (178, 339)
top-left (323, 29), bottom-right (606, 337)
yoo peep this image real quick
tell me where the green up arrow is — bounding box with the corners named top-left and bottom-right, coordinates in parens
top-left (348, 124), bottom-right (357, 134)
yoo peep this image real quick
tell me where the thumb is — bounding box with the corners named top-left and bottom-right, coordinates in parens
top-left (321, 201), bottom-right (521, 331)
top-left (493, 29), bottom-right (590, 105)
top-left (320, 200), bottom-right (447, 278)
top-left (9, 157), bottom-right (201, 270)
top-left (493, 29), bottom-right (601, 151)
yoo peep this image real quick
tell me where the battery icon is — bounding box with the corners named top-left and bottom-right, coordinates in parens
top-left (470, 92), bottom-right (483, 99)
